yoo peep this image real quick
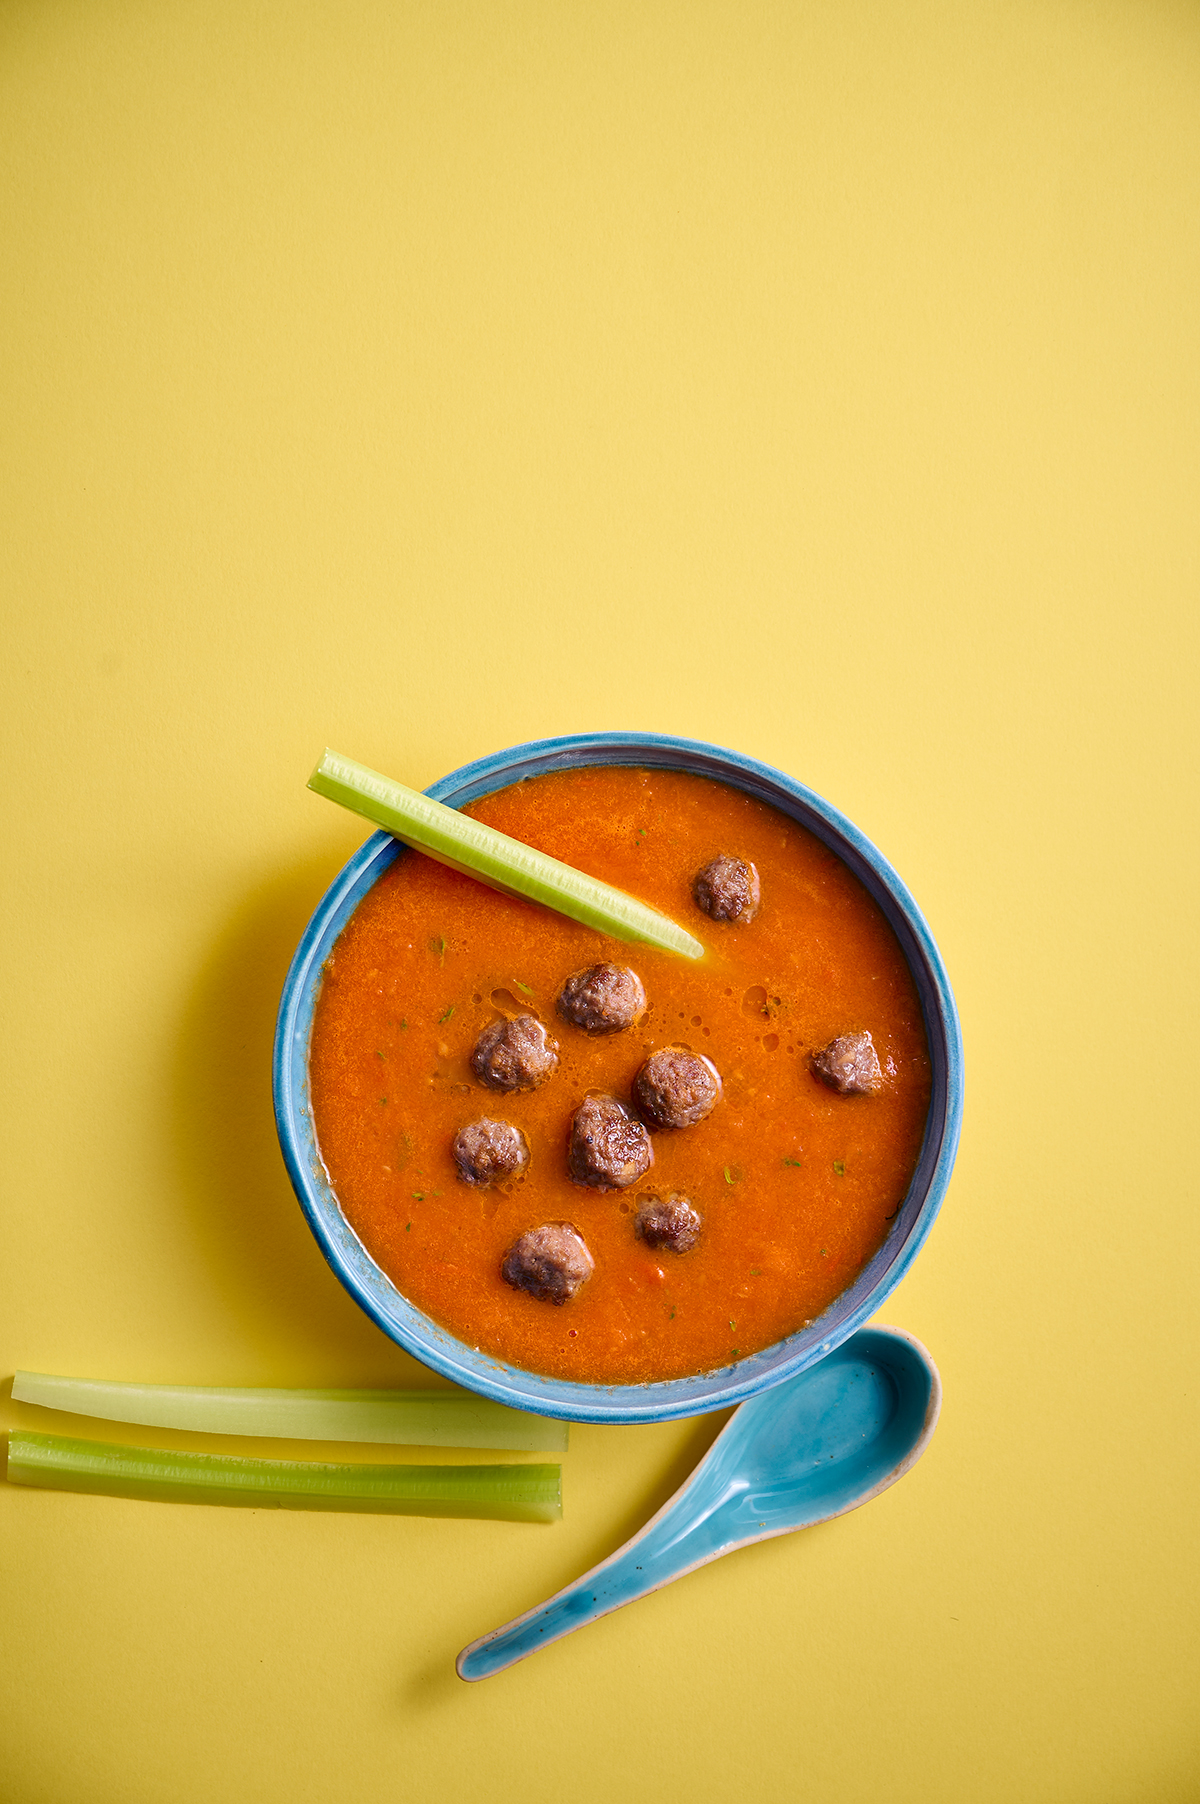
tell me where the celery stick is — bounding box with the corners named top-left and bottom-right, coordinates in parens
top-left (309, 749), bottom-right (706, 961)
top-left (11, 1374), bottom-right (567, 1451)
top-left (7, 1433), bottom-right (561, 1522)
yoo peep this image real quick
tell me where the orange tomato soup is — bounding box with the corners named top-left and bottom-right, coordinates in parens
top-left (308, 766), bottom-right (930, 1384)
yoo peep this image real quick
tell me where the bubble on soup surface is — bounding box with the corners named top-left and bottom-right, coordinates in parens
top-left (490, 987), bottom-right (529, 1015)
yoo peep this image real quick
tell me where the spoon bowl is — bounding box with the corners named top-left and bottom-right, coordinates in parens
top-left (457, 1324), bottom-right (940, 1681)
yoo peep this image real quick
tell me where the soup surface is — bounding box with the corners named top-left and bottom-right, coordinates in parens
top-left (308, 766), bottom-right (930, 1384)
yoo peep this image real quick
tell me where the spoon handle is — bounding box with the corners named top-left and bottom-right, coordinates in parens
top-left (456, 1494), bottom-right (731, 1681)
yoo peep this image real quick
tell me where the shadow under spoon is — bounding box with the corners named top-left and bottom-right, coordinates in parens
top-left (457, 1324), bottom-right (941, 1681)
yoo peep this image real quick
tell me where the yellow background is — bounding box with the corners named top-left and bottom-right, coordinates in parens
top-left (2, 3), bottom-right (1197, 1799)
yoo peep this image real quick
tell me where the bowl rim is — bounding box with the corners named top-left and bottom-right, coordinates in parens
top-left (273, 731), bottom-right (963, 1423)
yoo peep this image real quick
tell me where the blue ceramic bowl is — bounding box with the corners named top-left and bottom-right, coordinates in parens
top-left (274, 732), bottom-right (963, 1424)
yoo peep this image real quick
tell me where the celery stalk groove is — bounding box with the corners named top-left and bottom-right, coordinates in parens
top-left (7, 1433), bottom-right (561, 1522)
top-left (11, 1373), bottom-right (568, 1451)
top-left (308, 749), bottom-right (706, 961)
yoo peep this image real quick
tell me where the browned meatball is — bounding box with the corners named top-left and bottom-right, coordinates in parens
top-left (556, 963), bottom-right (646, 1034)
top-left (693, 854), bottom-right (760, 924)
top-left (501, 1223), bottom-right (594, 1304)
top-left (810, 1030), bottom-right (883, 1096)
top-left (567, 1094), bottom-right (653, 1190)
top-left (470, 1014), bottom-right (559, 1092)
top-left (633, 1047), bottom-right (722, 1129)
top-left (451, 1118), bottom-right (529, 1187)
top-left (636, 1193), bottom-right (703, 1254)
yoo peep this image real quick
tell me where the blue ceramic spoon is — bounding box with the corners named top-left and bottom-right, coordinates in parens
top-left (457, 1324), bottom-right (940, 1681)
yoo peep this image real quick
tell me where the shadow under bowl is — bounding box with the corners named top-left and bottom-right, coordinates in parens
top-left (273, 732), bottom-right (963, 1424)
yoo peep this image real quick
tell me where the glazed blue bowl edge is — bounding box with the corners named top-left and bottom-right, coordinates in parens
top-left (273, 732), bottom-right (963, 1425)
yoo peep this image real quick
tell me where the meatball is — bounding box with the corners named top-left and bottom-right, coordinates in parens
top-left (810, 1030), bottom-right (883, 1096)
top-left (501, 1222), bottom-right (594, 1305)
top-left (693, 854), bottom-right (760, 924)
top-left (451, 1118), bottom-right (529, 1187)
top-left (567, 1094), bottom-right (653, 1191)
top-left (633, 1047), bottom-right (722, 1129)
top-left (636, 1193), bottom-right (703, 1254)
top-left (470, 1014), bottom-right (559, 1092)
top-left (556, 963), bottom-right (646, 1034)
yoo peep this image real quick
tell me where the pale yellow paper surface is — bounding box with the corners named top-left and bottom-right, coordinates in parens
top-left (2, 3), bottom-right (1197, 1800)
